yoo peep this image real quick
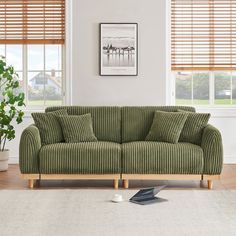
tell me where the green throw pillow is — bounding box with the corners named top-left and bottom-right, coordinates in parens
top-left (32, 109), bottom-right (68, 145)
top-left (178, 109), bottom-right (210, 145)
top-left (58, 114), bottom-right (98, 143)
top-left (145, 110), bottom-right (188, 144)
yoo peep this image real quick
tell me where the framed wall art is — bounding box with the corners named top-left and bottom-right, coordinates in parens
top-left (99, 23), bottom-right (138, 76)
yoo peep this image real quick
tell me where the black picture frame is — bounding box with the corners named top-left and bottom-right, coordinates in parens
top-left (99, 23), bottom-right (138, 76)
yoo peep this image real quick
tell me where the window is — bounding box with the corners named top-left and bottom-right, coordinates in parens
top-left (0, 1), bottom-right (65, 107)
top-left (175, 72), bottom-right (210, 105)
top-left (171, 0), bottom-right (236, 106)
top-left (0, 44), bottom-right (63, 107)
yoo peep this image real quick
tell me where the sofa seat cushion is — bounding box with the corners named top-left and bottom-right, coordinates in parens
top-left (122, 142), bottom-right (204, 174)
top-left (39, 142), bottom-right (121, 174)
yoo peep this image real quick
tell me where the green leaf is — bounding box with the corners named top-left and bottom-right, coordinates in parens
top-left (0, 57), bottom-right (25, 150)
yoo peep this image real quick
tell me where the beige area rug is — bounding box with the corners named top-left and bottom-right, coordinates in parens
top-left (0, 190), bottom-right (236, 236)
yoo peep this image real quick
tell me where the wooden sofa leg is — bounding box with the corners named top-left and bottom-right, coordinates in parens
top-left (114, 179), bottom-right (119, 189)
top-left (208, 180), bottom-right (213, 190)
top-left (123, 179), bottom-right (129, 189)
top-left (28, 179), bottom-right (34, 189)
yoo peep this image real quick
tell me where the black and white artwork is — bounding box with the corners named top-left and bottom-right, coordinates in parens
top-left (99, 23), bottom-right (138, 76)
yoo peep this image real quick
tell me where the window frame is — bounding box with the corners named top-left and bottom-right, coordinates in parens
top-left (168, 0), bottom-right (236, 109)
top-left (172, 71), bottom-right (236, 107)
top-left (1, 44), bottom-right (66, 110)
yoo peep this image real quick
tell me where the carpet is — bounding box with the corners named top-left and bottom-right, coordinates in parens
top-left (0, 190), bottom-right (236, 236)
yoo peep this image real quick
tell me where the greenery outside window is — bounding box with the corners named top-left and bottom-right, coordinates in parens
top-left (0, 44), bottom-right (63, 107)
top-left (175, 72), bottom-right (236, 106)
top-left (0, 0), bottom-right (65, 108)
top-left (171, 0), bottom-right (236, 106)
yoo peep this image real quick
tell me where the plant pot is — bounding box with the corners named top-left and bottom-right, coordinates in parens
top-left (0, 150), bottom-right (9, 171)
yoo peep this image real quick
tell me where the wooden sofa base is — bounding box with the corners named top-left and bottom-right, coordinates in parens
top-left (21, 174), bottom-right (120, 189)
top-left (122, 174), bottom-right (221, 190)
top-left (203, 174), bottom-right (221, 190)
top-left (22, 174), bottom-right (220, 190)
top-left (21, 174), bottom-right (40, 189)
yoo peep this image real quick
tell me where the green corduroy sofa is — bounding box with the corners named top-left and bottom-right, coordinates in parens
top-left (19, 106), bottom-right (223, 189)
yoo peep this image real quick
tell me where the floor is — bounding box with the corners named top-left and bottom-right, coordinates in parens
top-left (0, 164), bottom-right (236, 190)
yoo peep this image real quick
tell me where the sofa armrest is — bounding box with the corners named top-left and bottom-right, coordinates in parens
top-left (201, 124), bottom-right (223, 175)
top-left (19, 124), bottom-right (41, 174)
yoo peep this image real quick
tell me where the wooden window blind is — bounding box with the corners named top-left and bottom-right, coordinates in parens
top-left (0, 0), bottom-right (65, 44)
top-left (171, 0), bottom-right (236, 71)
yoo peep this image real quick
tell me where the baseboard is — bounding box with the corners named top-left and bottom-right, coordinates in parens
top-left (224, 156), bottom-right (236, 164)
top-left (8, 157), bottom-right (19, 164)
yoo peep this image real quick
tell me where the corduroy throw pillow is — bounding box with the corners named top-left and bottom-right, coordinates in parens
top-left (178, 109), bottom-right (210, 145)
top-left (58, 114), bottom-right (98, 143)
top-left (145, 110), bottom-right (188, 144)
top-left (32, 109), bottom-right (68, 145)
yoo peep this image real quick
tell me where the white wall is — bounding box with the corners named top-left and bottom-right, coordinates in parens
top-left (71, 0), bottom-right (167, 106)
top-left (197, 108), bottom-right (236, 164)
top-left (6, 0), bottom-right (236, 164)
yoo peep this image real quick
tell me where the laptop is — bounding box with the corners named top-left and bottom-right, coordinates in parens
top-left (129, 186), bottom-right (167, 205)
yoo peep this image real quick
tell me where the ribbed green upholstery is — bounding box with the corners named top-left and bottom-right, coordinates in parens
top-left (32, 109), bottom-right (68, 145)
top-left (58, 114), bottom-right (98, 143)
top-left (201, 125), bottom-right (223, 175)
top-left (19, 106), bottom-right (223, 178)
top-left (46, 106), bottom-right (121, 143)
top-left (178, 109), bottom-right (210, 145)
top-left (145, 111), bottom-right (188, 143)
top-left (19, 125), bottom-right (41, 174)
top-left (122, 141), bottom-right (204, 174)
top-left (39, 142), bottom-right (121, 174)
top-left (122, 106), bottom-right (195, 142)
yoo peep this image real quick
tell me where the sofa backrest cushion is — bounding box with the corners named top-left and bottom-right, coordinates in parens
top-left (46, 106), bottom-right (121, 143)
top-left (121, 106), bottom-right (195, 143)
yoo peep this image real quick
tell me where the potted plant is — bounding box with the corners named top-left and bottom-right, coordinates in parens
top-left (0, 56), bottom-right (25, 171)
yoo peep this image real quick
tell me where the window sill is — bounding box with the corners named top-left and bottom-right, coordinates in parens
top-left (22, 108), bottom-right (45, 118)
top-left (23, 106), bottom-right (236, 119)
top-left (194, 106), bottom-right (236, 118)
